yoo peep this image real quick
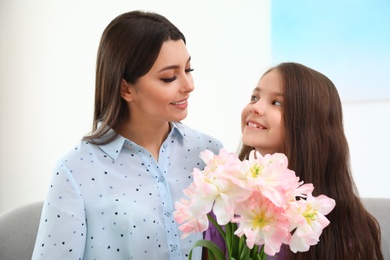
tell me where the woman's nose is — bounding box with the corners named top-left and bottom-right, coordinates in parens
top-left (181, 74), bottom-right (194, 92)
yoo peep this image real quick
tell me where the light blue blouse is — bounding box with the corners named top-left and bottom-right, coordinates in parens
top-left (32, 122), bottom-right (222, 260)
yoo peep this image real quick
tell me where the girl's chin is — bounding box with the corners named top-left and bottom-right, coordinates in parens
top-left (241, 138), bottom-right (261, 150)
top-left (251, 148), bottom-right (267, 156)
top-left (245, 146), bottom-right (275, 156)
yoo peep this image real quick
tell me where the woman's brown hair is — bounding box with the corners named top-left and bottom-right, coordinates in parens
top-left (239, 62), bottom-right (383, 259)
top-left (83, 11), bottom-right (186, 144)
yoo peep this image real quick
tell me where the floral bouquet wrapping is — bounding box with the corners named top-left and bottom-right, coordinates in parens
top-left (173, 149), bottom-right (336, 260)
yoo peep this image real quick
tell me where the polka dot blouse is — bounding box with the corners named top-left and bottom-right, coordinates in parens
top-left (32, 122), bottom-right (222, 260)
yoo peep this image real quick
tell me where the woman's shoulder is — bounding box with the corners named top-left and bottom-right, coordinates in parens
top-left (173, 122), bottom-right (223, 152)
top-left (56, 139), bottom-right (102, 164)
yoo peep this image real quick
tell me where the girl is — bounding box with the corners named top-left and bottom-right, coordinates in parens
top-left (32, 11), bottom-right (222, 260)
top-left (238, 62), bottom-right (383, 259)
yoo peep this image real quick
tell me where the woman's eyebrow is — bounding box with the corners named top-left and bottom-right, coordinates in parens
top-left (158, 56), bottom-right (192, 73)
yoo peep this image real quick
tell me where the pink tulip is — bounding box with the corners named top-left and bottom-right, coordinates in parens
top-left (286, 194), bottom-right (336, 252)
top-left (172, 149), bottom-right (336, 259)
top-left (233, 192), bottom-right (291, 256)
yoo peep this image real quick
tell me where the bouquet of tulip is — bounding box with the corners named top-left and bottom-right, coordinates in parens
top-left (173, 148), bottom-right (336, 260)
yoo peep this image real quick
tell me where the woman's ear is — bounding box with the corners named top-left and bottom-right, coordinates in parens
top-left (120, 79), bottom-right (134, 102)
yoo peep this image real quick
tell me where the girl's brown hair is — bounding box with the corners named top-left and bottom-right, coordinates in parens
top-left (239, 62), bottom-right (383, 259)
top-left (83, 11), bottom-right (186, 144)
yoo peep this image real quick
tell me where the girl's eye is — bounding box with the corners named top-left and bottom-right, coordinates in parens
top-left (185, 68), bottom-right (194, 73)
top-left (272, 100), bottom-right (282, 106)
top-left (161, 76), bottom-right (177, 83)
top-left (250, 95), bottom-right (259, 102)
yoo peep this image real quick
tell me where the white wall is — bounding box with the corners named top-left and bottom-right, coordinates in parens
top-left (0, 0), bottom-right (389, 213)
top-left (343, 101), bottom-right (390, 197)
top-left (0, 0), bottom-right (270, 213)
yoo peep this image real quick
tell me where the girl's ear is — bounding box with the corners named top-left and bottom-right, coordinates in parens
top-left (120, 79), bottom-right (134, 102)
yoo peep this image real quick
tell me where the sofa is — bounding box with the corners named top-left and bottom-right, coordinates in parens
top-left (362, 198), bottom-right (390, 259)
top-left (0, 198), bottom-right (389, 259)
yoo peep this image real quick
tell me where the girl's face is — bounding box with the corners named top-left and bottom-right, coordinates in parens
top-left (241, 69), bottom-right (285, 155)
top-left (122, 40), bottom-right (194, 126)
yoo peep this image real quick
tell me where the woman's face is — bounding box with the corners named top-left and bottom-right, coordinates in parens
top-left (241, 69), bottom-right (285, 155)
top-left (122, 40), bottom-right (194, 126)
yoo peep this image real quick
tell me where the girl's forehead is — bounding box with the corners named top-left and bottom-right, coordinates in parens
top-left (255, 70), bottom-right (284, 94)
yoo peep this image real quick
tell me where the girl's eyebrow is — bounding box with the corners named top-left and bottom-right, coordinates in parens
top-left (158, 56), bottom-right (191, 73)
top-left (273, 92), bottom-right (284, 97)
top-left (253, 87), bottom-right (283, 97)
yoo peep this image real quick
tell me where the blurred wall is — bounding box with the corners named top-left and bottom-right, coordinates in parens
top-left (0, 0), bottom-right (269, 212)
top-left (0, 0), bottom-right (389, 213)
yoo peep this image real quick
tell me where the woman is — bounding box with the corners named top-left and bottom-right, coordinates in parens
top-left (32, 10), bottom-right (222, 260)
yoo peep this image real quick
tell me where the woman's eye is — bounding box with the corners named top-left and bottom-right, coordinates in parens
top-left (161, 76), bottom-right (177, 83)
top-left (250, 95), bottom-right (259, 102)
top-left (161, 68), bottom-right (193, 82)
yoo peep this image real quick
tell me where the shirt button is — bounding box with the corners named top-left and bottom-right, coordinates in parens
top-left (163, 142), bottom-right (168, 149)
top-left (158, 176), bottom-right (165, 182)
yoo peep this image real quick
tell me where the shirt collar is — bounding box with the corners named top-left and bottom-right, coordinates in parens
top-left (98, 122), bottom-right (186, 160)
top-left (97, 128), bottom-right (126, 160)
top-left (170, 122), bottom-right (186, 141)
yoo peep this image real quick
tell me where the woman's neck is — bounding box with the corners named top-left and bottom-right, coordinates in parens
top-left (118, 121), bottom-right (171, 161)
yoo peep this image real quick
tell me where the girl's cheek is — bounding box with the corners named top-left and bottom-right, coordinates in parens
top-left (240, 107), bottom-right (249, 130)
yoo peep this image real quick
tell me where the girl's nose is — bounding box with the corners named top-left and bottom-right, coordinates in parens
top-left (250, 108), bottom-right (259, 115)
top-left (249, 102), bottom-right (265, 115)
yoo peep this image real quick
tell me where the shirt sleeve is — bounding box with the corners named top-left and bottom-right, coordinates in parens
top-left (32, 159), bottom-right (86, 260)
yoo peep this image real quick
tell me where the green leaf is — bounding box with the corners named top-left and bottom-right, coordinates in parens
top-left (239, 242), bottom-right (251, 259)
top-left (207, 214), bottom-right (232, 258)
top-left (207, 214), bottom-right (226, 240)
top-left (250, 245), bottom-right (259, 259)
top-left (225, 222), bottom-right (233, 256)
top-left (188, 239), bottom-right (225, 260)
top-left (259, 246), bottom-right (267, 260)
